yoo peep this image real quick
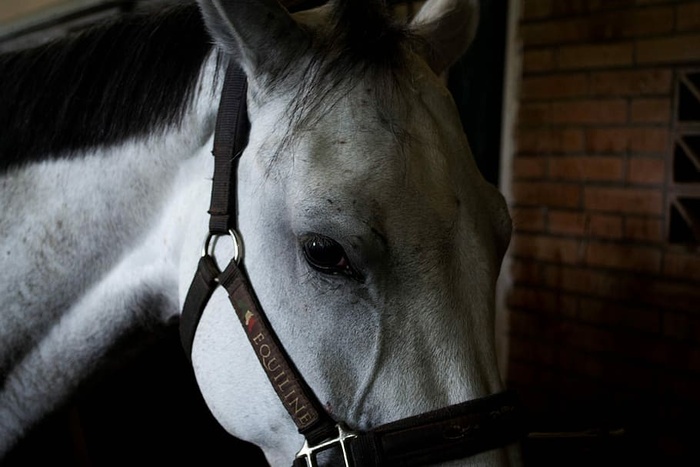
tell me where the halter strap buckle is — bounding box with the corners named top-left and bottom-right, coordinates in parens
top-left (295, 424), bottom-right (358, 467)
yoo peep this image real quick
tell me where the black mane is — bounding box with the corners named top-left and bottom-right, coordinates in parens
top-left (0, 2), bottom-right (213, 172)
top-left (0, 0), bottom-right (419, 173)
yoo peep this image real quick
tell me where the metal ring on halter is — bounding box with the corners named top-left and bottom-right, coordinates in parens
top-left (202, 229), bottom-right (243, 265)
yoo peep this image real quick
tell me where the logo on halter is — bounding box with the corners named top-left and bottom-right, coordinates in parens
top-left (244, 310), bottom-right (257, 333)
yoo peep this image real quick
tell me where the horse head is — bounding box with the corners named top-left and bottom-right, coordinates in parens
top-left (186, 0), bottom-right (514, 464)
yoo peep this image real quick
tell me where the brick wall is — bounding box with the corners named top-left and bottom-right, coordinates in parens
top-left (506, 0), bottom-right (700, 462)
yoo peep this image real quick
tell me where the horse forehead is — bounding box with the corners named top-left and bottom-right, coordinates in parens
top-left (294, 76), bottom-right (463, 199)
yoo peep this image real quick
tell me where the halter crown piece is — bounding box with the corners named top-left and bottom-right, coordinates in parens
top-left (180, 63), bottom-right (526, 467)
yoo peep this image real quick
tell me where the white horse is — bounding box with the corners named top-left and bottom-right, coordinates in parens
top-left (0, 0), bottom-right (517, 465)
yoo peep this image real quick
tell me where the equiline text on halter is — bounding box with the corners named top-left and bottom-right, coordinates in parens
top-left (180, 63), bottom-right (525, 467)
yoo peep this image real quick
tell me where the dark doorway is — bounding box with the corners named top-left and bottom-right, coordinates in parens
top-left (449, 0), bottom-right (508, 187)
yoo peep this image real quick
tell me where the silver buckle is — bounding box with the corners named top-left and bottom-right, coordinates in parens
top-left (295, 424), bottom-right (358, 467)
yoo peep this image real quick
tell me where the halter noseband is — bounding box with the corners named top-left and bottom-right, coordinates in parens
top-left (180, 63), bottom-right (525, 466)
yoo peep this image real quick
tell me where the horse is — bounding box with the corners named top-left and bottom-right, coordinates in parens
top-left (0, 0), bottom-right (518, 465)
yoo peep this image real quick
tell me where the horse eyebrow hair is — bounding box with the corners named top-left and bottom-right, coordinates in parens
top-left (0, 2), bottom-right (213, 174)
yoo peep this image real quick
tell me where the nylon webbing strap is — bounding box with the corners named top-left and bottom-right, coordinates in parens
top-left (180, 62), bottom-right (337, 444)
top-left (208, 63), bottom-right (249, 234)
top-left (218, 260), bottom-right (336, 439)
top-left (179, 256), bottom-right (219, 358)
top-left (350, 390), bottom-right (524, 466)
top-left (179, 62), bottom-right (249, 360)
top-left (180, 258), bottom-right (338, 442)
top-left (291, 391), bottom-right (524, 467)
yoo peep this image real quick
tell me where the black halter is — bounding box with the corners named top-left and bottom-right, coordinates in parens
top-left (180, 63), bottom-right (525, 466)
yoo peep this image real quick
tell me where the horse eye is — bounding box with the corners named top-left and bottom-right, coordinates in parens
top-left (301, 234), bottom-right (359, 279)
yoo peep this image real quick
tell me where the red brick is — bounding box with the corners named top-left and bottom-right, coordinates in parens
top-left (549, 156), bottom-right (624, 181)
top-left (608, 7), bottom-right (674, 38)
top-left (586, 128), bottom-right (628, 153)
top-left (511, 207), bottom-right (547, 232)
top-left (636, 0), bottom-right (680, 4)
top-left (555, 348), bottom-right (607, 380)
top-left (521, 19), bottom-right (586, 46)
top-left (663, 252), bottom-right (700, 280)
top-left (513, 181), bottom-right (582, 208)
top-left (522, 0), bottom-right (553, 20)
top-left (584, 187), bottom-right (664, 214)
top-left (547, 211), bottom-right (624, 238)
top-left (637, 33), bottom-right (700, 64)
top-left (677, 3), bottom-right (700, 32)
top-left (507, 285), bottom-right (577, 317)
top-left (585, 128), bottom-right (670, 154)
top-left (508, 2), bottom-right (700, 429)
top-left (610, 335), bottom-right (695, 375)
top-left (551, 99), bottom-right (628, 124)
top-left (511, 233), bottom-right (584, 263)
top-left (664, 370), bottom-right (700, 403)
top-left (522, 49), bottom-right (556, 72)
top-left (504, 358), bottom-right (539, 387)
top-left (525, 8), bottom-right (674, 45)
top-left (510, 259), bottom-right (545, 286)
top-left (647, 280), bottom-right (700, 314)
top-left (630, 129), bottom-right (670, 153)
top-left (563, 322), bottom-right (618, 353)
top-left (624, 216), bottom-right (664, 242)
top-left (585, 242), bottom-right (662, 273)
top-left (630, 98), bottom-right (672, 123)
top-left (627, 157), bottom-right (666, 185)
top-left (518, 103), bottom-right (552, 126)
top-left (615, 6), bottom-right (675, 37)
top-left (513, 156), bottom-right (547, 179)
top-left (578, 297), bottom-right (660, 333)
top-left (548, 210), bottom-right (588, 235)
top-left (543, 265), bottom-right (652, 299)
top-left (520, 100), bottom-right (630, 126)
top-left (543, 265), bottom-right (608, 297)
top-left (644, 340), bottom-right (700, 372)
top-left (509, 311), bottom-right (548, 338)
top-left (590, 69), bottom-right (672, 96)
top-left (589, 214), bottom-right (624, 239)
top-left (551, 0), bottom-right (635, 17)
top-left (604, 361), bottom-right (661, 392)
top-left (559, 42), bottom-right (634, 69)
top-left (543, 266), bottom-right (692, 313)
top-left (506, 338), bottom-right (557, 367)
top-left (518, 128), bottom-right (585, 154)
top-left (542, 264), bottom-right (592, 293)
top-left (663, 311), bottom-right (700, 342)
top-left (520, 73), bottom-right (588, 100)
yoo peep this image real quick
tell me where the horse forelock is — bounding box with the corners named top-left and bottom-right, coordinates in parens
top-left (266, 0), bottom-right (423, 170)
top-left (0, 2), bottom-right (215, 174)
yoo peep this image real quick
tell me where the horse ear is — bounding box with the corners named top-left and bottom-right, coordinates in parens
top-left (197, 0), bottom-right (309, 82)
top-left (409, 0), bottom-right (479, 75)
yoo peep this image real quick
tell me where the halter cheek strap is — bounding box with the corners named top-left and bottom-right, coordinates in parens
top-left (179, 63), bottom-right (338, 445)
top-left (180, 63), bottom-right (526, 466)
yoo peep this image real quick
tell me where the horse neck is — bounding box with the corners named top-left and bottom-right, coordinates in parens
top-left (0, 53), bottom-right (222, 356)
